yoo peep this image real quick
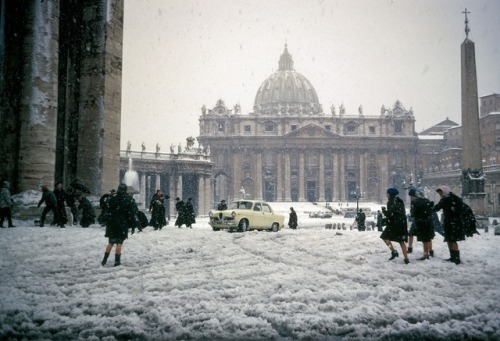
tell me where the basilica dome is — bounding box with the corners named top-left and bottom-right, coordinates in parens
top-left (253, 45), bottom-right (321, 115)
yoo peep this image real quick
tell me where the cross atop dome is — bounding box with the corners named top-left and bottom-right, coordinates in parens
top-left (278, 43), bottom-right (294, 71)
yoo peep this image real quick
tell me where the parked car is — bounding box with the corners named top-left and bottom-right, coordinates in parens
top-left (209, 200), bottom-right (285, 232)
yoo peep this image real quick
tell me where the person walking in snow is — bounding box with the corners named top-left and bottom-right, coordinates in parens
top-left (174, 197), bottom-right (186, 228)
top-left (53, 181), bottom-right (68, 228)
top-left (0, 181), bottom-right (15, 228)
top-left (150, 194), bottom-right (167, 230)
top-left (37, 185), bottom-right (58, 227)
top-left (433, 186), bottom-right (465, 265)
top-left (101, 183), bottom-right (135, 267)
top-left (408, 188), bottom-right (435, 260)
top-left (184, 197), bottom-right (196, 228)
top-left (288, 207), bottom-right (298, 229)
top-left (380, 187), bottom-right (410, 264)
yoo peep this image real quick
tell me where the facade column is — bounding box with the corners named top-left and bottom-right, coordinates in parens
top-left (339, 151), bottom-right (346, 200)
top-left (333, 153), bottom-right (340, 201)
top-left (233, 152), bottom-right (241, 199)
top-left (255, 152), bottom-right (263, 200)
top-left (359, 151), bottom-right (367, 201)
top-left (319, 153), bottom-right (325, 201)
top-left (155, 174), bottom-right (161, 192)
top-left (276, 154), bottom-right (283, 201)
top-left (284, 154), bottom-right (291, 201)
top-left (299, 153), bottom-right (305, 201)
top-left (379, 153), bottom-right (389, 203)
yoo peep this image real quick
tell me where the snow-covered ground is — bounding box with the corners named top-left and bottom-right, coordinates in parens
top-left (1, 201), bottom-right (499, 340)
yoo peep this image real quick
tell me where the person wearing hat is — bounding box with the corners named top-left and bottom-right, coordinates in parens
top-left (408, 188), bottom-right (435, 260)
top-left (380, 187), bottom-right (410, 264)
top-left (217, 199), bottom-right (228, 211)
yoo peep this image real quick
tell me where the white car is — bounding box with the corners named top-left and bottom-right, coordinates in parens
top-left (209, 200), bottom-right (285, 232)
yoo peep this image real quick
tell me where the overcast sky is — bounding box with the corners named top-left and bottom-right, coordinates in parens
top-left (121, 0), bottom-right (500, 151)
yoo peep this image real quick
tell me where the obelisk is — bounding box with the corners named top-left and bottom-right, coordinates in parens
top-left (460, 8), bottom-right (485, 215)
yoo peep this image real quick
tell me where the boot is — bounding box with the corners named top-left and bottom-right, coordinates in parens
top-left (404, 258), bottom-right (410, 264)
top-left (408, 247), bottom-right (413, 254)
top-left (445, 250), bottom-right (454, 262)
top-left (114, 254), bottom-right (121, 267)
top-left (452, 250), bottom-right (461, 265)
top-left (389, 250), bottom-right (399, 260)
top-left (429, 250), bottom-right (434, 257)
top-left (101, 252), bottom-right (110, 266)
top-left (418, 255), bottom-right (429, 261)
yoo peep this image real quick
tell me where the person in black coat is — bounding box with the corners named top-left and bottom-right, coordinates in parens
top-left (101, 183), bottom-right (136, 267)
top-left (380, 187), bottom-right (410, 264)
top-left (184, 197), bottom-right (196, 228)
top-left (217, 199), bottom-right (228, 210)
top-left (376, 210), bottom-right (384, 232)
top-left (37, 185), bottom-right (57, 227)
top-left (355, 209), bottom-right (366, 231)
top-left (174, 197), bottom-right (186, 228)
top-left (78, 194), bottom-right (96, 227)
top-left (150, 194), bottom-right (167, 230)
top-left (98, 189), bottom-right (115, 226)
top-left (53, 181), bottom-right (68, 228)
top-left (408, 188), bottom-right (435, 260)
top-left (434, 185), bottom-right (465, 264)
top-left (65, 186), bottom-right (79, 225)
top-left (288, 207), bottom-right (298, 229)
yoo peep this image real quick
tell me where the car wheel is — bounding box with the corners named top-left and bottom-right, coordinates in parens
top-left (271, 223), bottom-right (279, 232)
top-left (238, 219), bottom-right (248, 232)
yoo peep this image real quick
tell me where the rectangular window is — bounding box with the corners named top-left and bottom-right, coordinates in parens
top-left (218, 122), bottom-right (225, 132)
top-left (325, 125), bottom-right (331, 131)
top-left (495, 123), bottom-right (500, 130)
top-left (369, 126), bottom-right (375, 133)
top-left (291, 125), bottom-right (297, 131)
top-left (394, 122), bottom-right (402, 133)
top-left (244, 125), bottom-right (251, 132)
top-left (265, 122), bottom-right (274, 132)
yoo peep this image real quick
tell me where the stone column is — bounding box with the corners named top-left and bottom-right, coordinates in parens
top-left (255, 152), bottom-right (263, 200)
top-left (359, 151), bottom-right (367, 200)
top-left (299, 153), bottom-right (305, 201)
top-left (205, 175), bottom-right (212, 214)
top-left (284, 154), bottom-right (291, 201)
top-left (276, 154), bottom-right (283, 201)
top-left (333, 153), bottom-right (340, 201)
top-left (198, 176), bottom-right (205, 215)
top-left (140, 173), bottom-right (146, 209)
top-left (76, 0), bottom-right (123, 195)
top-left (340, 152), bottom-right (346, 200)
top-left (17, 2), bottom-right (60, 191)
top-left (233, 152), bottom-right (241, 198)
top-left (319, 153), bottom-right (325, 201)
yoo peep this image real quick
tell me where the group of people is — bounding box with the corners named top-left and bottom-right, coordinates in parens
top-left (37, 181), bottom-right (95, 228)
top-left (174, 197), bottom-right (196, 228)
top-left (380, 186), bottom-right (478, 265)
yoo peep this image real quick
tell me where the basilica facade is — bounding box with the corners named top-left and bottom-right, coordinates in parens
top-left (197, 45), bottom-right (419, 204)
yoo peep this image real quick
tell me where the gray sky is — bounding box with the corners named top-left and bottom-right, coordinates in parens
top-left (121, 0), bottom-right (500, 151)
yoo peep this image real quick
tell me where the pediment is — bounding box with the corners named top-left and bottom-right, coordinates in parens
top-left (284, 123), bottom-right (340, 138)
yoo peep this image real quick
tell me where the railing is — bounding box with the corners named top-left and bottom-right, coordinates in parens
top-left (120, 150), bottom-right (211, 162)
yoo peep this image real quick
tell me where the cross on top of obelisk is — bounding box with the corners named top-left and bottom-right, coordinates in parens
top-left (462, 8), bottom-right (470, 38)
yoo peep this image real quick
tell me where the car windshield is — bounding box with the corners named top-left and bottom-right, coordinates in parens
top-left (228, 201), bottom-right (253, 210)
